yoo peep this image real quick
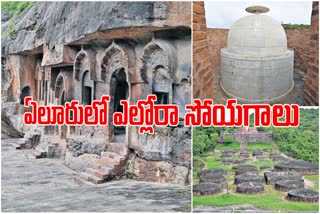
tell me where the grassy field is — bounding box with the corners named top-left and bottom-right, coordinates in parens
top-left (193, 142), bottom-right (319, 212)
top-left (305, 175), bottom-right (319, 192)
top-left (193, 191), bottom-right (319, 212)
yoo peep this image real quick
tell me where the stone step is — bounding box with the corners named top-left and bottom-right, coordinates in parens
top-left (85, 167), bottom-right (112, 180)
top-left (92, 159), bottom-right (117, 169)
top-left (80, 172), bottom-right (104, 184)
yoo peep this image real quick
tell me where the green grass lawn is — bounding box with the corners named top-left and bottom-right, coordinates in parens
top-left (216, 142), bottom-right (240, 150)
top-left (193, 191), bottom-right (319, 212)
top-left (305, 175), bottom-right (319, 191)
top-left (247, 142), bottom-right (273, 151)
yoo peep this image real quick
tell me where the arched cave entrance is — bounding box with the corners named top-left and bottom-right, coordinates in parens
top-left (110, 68), bottom-right (128, 136)
top-left (20, 86), bottom-right (31, 104)
top-left (82, 71), bottom-right (94, 105)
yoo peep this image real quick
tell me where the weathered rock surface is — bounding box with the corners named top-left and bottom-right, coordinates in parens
top-left (133, 127), bottom-right (191, 167)
top-left (1, 110), bottom-right (24, 139)
top-left (274, 159), bottom-right (319, 174)
top-left (66, 137), bottom-right (105, 157)
top-left (193, 183), bottom-right (223, 196)
top-left (198, 168), bottom-right (227, 178)
top-left (275, 180), bottom-right (304, 192)
top-left (233, 165), bottom-right (258, 175)
top-left (64, 150), bottom-right (100, 172)
top-left (236, 182), bottom-right (264, 194)
top-left (234, 173), bottom-right (264, 185)
top-left (126, 154), bottom-right (189, 185)
top-left (287, 189), bottom-right (319, 203)
top-left (264, 171), bottom-right (303, 185)
top-left (199, 173), bottom-right (227, 188)
top-left (1, 2), bottom-right (191, 55)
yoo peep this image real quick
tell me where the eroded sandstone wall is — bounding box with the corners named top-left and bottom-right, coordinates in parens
top-left (193, 1), bottom-right (213, 99)
top-left (304, 1), bottom-right (319, 106)
top-left (1, 2), bottom-right (192, 186)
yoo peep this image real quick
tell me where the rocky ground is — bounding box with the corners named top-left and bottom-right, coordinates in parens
top-left (1, 138), bottom-right (191, 212)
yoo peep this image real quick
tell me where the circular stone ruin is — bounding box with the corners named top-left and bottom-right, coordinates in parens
top-left (264, 171), bottom-right (303, 184)
top-left (198, 168), bottom-right (227, 178)
top-left (221, 152), bottom-right (234, 158)
top-left (222, 159), bottom-right (234, 165)
top-left (234, 159), bottom-right (246, 165)
top-left (287, 189), bottom-right (319, 203)
top-left (252, 149), bottom-right (262, 156)
top-left (274, 159), bottom-right (319, 174)
top-left (233, 165), bottom-right (258, 175)
top-left (199, 173), bottom-right (228, 188)
top-left (256, 156), bottom-right (269, 162)
top-left (239, 152), bottom-right (250, 158)
top-left (236, 182), bottom-right (264, 194)
top-left (234, 172), bottom-right (264, 184)
top-left (193, 183), bottom-right (223, 196)
top-left (220, 6), bottom-right (294, 103)
top-left (275, 180), bottom-right (304, 192)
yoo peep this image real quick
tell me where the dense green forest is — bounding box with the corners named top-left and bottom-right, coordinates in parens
top-left (268, 108), bottom-right (319, 163)
top-left (193, 126), bottom-right (235, 155)
top-left (193, 109), bottom-right (319, 163)
top-left (1, 1), bottom-right (34, 18)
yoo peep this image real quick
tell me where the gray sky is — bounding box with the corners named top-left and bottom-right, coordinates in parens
top-left (205, 1), bottom-right (313, 28)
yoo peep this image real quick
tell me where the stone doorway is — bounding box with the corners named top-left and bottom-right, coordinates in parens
top-left (82, 71), bottom-right (94, 105)
top-left (20, 86), bottom-right (31, 104)
top-left (110, 68), bottom-right (128, 138)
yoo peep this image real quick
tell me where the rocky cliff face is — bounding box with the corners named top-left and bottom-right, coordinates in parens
top-left (1, 1), bottom-right (191, 186)
top-left (1, 2), bottom-right (191, 55)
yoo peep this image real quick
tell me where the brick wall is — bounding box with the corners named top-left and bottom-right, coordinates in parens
top-left (207, 28), bottom-right (228, 70)
top-left (286, 28), bottom-right (310, 72)
top-left (304, 1), bottom-right (319, 106)
top-left (220, 132), bottom-right (274, 143)
top-left (193, 1), bottom-right (213, 99)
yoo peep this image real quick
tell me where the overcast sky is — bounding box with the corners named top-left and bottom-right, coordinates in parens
top-left (205, 1), bottom-right (313, 28)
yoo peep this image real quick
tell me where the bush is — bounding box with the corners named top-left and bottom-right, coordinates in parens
top-left (223, 136), bottom-right (233, 144)
top-left (1, 1), bottom-right (34, 19)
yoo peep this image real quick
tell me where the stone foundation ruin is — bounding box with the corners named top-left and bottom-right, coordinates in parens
top-left (236, 182), bottom-right (264, 194)
top-left (233, 165), bottom-right (258, 175)
top-left (287, 189), bottom-right (319, 203)
top-left (1, 1), bottom-right (191, 185)
top-left (193, 183), bottom-right (223, 196)
top-left (234, 173), bottom-right (263, 185)
top-left (264, 171), bottom-right (303, 185)
top-left (274, 159), bottom-right (319, 174)
top-left (275, 180), bottom-right (304, 192)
